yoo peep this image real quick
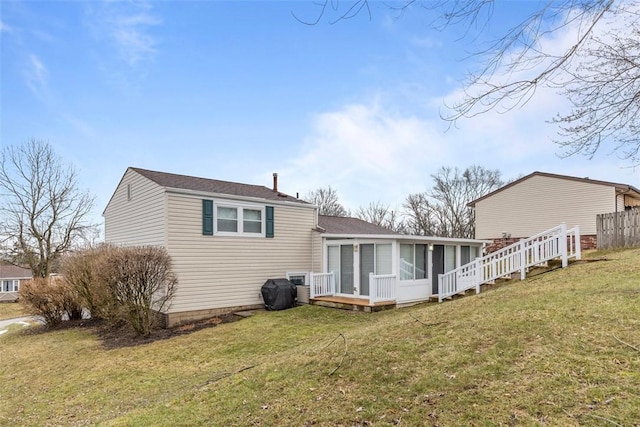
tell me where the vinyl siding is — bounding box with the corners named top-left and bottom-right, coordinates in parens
top-left (311, 231), bottom-right (323, 273)
top-left (104, 169), bottom-right (166, 246)
top-left (475, 175), bottom-right (616, 239)
top-left (166, 193), bottom-right (315, 313)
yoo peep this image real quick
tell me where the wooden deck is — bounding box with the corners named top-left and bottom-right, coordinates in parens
top-left (310, 296), bottom-right (396, 312)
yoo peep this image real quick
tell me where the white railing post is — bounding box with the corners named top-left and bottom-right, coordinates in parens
top-left (369, 272), bottom-right (375, 306)
top-left (310, 272), bottom-right (316, 299)
top-left (575, 225), bottom-right (582, 260)
top-left (475, 258), bottom-right (482, 294)
top-left (329, 271), bottom-right (335, 295)
top-left (560, 223), bottom-right (568, 268)
top-left (438, 274), bottom-right (443, 303)
top-left (519, 239), bottom-right (526, 280)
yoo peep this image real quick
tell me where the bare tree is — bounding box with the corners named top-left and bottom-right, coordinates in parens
top-left (304, 186), bottom-right (350, 217)
top-left (296, 1), bottom-right (640, 163)
top-left (0, 140), bottom-right (95, 277)
top-left (354, 201), bottom-right (405, 232)
top-left (404, 166), bottom-right (503, 238)
top-left (402, 193), bottom-right (440, 236)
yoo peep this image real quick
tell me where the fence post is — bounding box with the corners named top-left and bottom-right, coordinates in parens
top-left (438, 274), bottom-right (443, 303)
top-left (575, 225), bottom-right (581, 260)
top-left (596, 214), bottom-right (602, 249)
top-left (329, 271), bottom-right (335, 295)
top-left (475, 258), bottom-right (482, 294)
top-left (519, 239), bottom-right (526, 280)
top-left (560, 223), bottom-right (568, 268)
top-left (310, 273), bottom-right (316, 299)
top-left (369, 272), bottom-right (375, 306)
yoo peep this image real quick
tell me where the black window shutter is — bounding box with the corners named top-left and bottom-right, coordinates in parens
top-left (203, 200), bottom-right (213, 235)
top-left (266, 206), bottom-right (274, 238)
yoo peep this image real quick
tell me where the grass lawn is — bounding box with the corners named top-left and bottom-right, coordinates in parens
top-left (0, 302), bottom-right (27, 320)
top-left (2, 248), bottom-right (640, 426)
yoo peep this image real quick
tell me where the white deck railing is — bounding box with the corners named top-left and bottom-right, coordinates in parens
top-left (310, 272), bottom-right (335, 298)
top-left (438, 224), bottom-right (581, 302)
top-left (439, 258), bottom-right (482, 301)
top-left (369, 273), bottom-right (396, 305)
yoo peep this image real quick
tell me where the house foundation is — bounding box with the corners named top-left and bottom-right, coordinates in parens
top-left (484, 234), bottom-right (597, 254)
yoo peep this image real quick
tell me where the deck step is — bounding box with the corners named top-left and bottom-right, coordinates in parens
top-left (309, 296), bottom-right (395, 313)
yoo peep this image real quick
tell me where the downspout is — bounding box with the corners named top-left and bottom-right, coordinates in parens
top-left (311, 208), bottom-right (316, 273)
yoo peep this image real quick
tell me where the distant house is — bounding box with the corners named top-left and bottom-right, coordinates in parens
top-left (104, 167), bottom-right (487, 326)
top-left (0, 264), bottom-right (32, 303)
top-left (468, 171), bottom-right (640, 251)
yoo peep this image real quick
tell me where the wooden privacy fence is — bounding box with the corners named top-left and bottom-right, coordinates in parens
top-left (597, 207), bottom-right (640, 249)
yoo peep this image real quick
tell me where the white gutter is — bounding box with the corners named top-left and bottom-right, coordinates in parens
top-left (320, 233), bottom-right (492, 244)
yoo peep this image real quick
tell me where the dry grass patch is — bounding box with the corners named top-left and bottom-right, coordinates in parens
top-left (0, 302), bottom-right (27, 320)
top-left (2, 248), bottom-right (640, 426)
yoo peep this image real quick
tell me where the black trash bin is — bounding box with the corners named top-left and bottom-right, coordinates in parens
top-left (261, 278), bottom-right (297, 311)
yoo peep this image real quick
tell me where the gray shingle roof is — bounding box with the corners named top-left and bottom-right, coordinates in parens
top-left (131, 167), bottom-right (309, 204)
top-left (468, 171), bottom-right (640, 207)
top-left (0, 264), bottom-right (32, 279)
top-left (318, 215), bottom-right (399, 235)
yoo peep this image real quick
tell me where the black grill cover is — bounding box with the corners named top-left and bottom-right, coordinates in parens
top-left (261, 278), bottom-right (297, 311)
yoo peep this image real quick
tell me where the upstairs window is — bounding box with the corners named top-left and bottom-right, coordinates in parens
top-left (203, 200), bottom-right (274, 237)
top-left (217, 207), bottom-right (238, 232)
top-left (217, 205), bottom-right (261, 235)
top-left (242, 209), bottom-right (262, 233)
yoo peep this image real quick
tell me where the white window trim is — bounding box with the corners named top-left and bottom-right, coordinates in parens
top-left (399, 243), bottom-right (429, 282)
top-left (1, 279), bottom-right (19, 293)
top-left (286, 272), bottom-right (309, 286)
top-left (214, 201), bottom-right (266, 237)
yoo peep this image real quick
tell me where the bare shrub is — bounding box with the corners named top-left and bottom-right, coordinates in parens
top-left (103, 246), bottom-right (177, 336)
top-left (19, 277), bottom-right (82, 326)
top-left (53, 275), bottom-right (84, 320)
top-left (61, 245), bottom-right (119, 322)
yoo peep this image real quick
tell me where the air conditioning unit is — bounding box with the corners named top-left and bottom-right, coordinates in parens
top-left (286, 272), bottom-right (310, 304)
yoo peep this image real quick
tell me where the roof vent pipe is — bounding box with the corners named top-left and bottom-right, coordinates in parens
top-left (273, 173), bottom-right (278, 192)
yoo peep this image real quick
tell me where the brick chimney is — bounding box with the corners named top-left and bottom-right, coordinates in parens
top-left (272, 173), bottom-right (278, 192)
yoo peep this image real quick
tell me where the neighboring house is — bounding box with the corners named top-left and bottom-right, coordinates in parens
top-left (468, 171), bottom-right (640, 251)
top-left (0, 264), bottom-right (32, 303)
top-left (104, 168), bottom-right (487, 326)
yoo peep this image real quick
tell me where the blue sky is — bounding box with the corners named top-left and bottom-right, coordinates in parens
top-left (2, 1), bottom-right (638, 227)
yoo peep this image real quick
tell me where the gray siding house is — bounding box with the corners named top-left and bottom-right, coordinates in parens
top-left (0, 264), bottom-right (32, 303)
top-left (105, 168), bottom-right (487, 325)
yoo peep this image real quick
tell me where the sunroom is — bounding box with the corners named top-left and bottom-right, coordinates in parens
top-left (309, 216), bottom-right (487, 309)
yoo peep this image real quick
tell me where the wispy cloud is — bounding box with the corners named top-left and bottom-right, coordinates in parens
top-left (278, 101), bottom-right (449, 209)
top-left (278, 80), bottom-right (635, 212)
top-left (24, 53), bottom-right (49, 98)
top-left (0, 21), bottom-right (13, 33)
top-left (409, 36), bottom-right (442, 49)
top-left (86, 1), bottom-right (161, 66)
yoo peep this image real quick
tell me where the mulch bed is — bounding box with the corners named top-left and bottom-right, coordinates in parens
top-left (22, 313), bottom-right (243, 350)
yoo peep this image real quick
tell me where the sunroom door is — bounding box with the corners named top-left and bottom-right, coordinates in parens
top-left (359, 244), bottom-right (375, 296)
top-left (328, 245), bottom-right (354, 295)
